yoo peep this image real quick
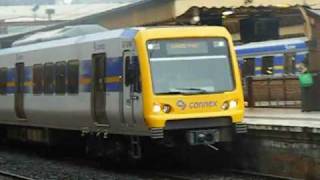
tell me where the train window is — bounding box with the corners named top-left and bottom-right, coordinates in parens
top-left (55, 61), bottom-right (66, 94)
top-left (261, 56), bottom-right (274, 75)
top-left (0, 67), bottom-right (7, 95)
top-left (67, 60), bottom-right (79, 94)
top-left (242, 58), bottom-right (255, 77)
top-left (44, 63), bottom-right (55, 94)
top-left (284, 53), bottom-right (296, 74)
top-left (33, 64), bottom-right (43, 94)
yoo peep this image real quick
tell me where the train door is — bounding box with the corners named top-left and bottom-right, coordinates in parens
top-left (122, 51), bottom-right (136, 126)
top-left (242, 58), bottom-right (255, 77)
top-left (284, 52), bottom-right (296, 74)
top-left (15, 63), bottom-right (27, 119)
top-left (91, 53), bottom-right (108, 125)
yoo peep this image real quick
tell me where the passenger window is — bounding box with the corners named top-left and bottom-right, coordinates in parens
top-left (44, 63), bottom-right (55, 94)
top-left (55, 61), bottom-right (66, 94)
top-left (0, 67), bottom-right (7, 95)
top-left (67, 60), bottom-right (79, 94)
top-left (33, 64), bottom-right (43, 94)
top-left (261, 56), bottom-right (274, 75)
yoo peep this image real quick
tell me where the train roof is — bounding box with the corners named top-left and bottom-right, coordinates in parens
top-left (12, 25), bottom-right (108, 47)
top-left (236, 37), bottom-right (308, 56)
top-left (0, 28), bottom-right (139, 56)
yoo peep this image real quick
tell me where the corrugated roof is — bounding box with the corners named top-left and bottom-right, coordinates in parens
top-left (307, 9), bottom-right (320, 18)
top-left (174, 0), bottom-right (320, 17)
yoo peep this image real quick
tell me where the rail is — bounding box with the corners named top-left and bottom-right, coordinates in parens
top-left (0, 170), bottom-right (34, 180)
top-left (245, 75), bottom-right (301, 108)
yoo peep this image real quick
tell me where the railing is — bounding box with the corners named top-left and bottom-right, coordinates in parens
top-left (245, 75), bottom-right (301, 108)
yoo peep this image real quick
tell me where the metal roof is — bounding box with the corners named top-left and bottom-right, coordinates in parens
top-left (12, 24), bottom-right (107, 46)
top-left (0, 3), bottom-right (134, 22)
top-left (306, 9), bottom-right (320, 19)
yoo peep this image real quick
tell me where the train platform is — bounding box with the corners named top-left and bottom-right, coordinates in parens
top-left (237, 108), bottom-right (320, 179)
top-left (244, 108), bottom-right (320, 130)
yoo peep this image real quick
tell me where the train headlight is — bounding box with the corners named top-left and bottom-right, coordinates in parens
top-left (153, 104), bottom-right (161, 113)
top-left (221, 100), bottom-right (238, 110)
top-left (229, 100), bottom-right (238, 109)
top-left (162, 104), bottom-right (171, 113)
top-left (221, 101), bottom-right (229, 110)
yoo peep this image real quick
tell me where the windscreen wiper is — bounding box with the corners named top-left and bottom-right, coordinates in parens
top-left (176, 88), bottom-right (208, 93)
top-left (169, 88), bottom-right (209, 95)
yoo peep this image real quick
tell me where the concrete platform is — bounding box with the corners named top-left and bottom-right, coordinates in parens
top-left (244, 108), bottom-right (320, 131)
top-left (235, 108), bottom-right (320, 179)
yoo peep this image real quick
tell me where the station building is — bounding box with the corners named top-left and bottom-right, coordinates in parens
top-left (1, 0), bottom-right (320, 48)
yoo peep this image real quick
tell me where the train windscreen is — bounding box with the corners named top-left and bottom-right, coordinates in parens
top-left (147, 38), bottom-right (234, 94)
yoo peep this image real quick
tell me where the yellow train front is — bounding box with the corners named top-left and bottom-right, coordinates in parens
top-left (135, 27), bottom-right (245, 147)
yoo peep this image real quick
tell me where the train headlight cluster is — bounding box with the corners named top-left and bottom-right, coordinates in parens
top-left (152, 104), bottom-right (172, 113)
top-left (162, 104), bottom-right (171, 113)
top-left (229, 100), bottom-right (238, 109)
top-left (153, 104), bottom-right (162, 113)
top-left (221, 100), bottom-right (238, 110)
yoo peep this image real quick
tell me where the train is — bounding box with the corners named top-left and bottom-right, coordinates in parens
top-left (0, 26), bottom-right (245, 160)
top-left (236, 37), bottom-right (308, 77)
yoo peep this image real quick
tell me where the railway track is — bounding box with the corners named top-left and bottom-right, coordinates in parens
top-left (145, 169), bottom-right (298, 180)
top-left (0, 170), bottom-right (34, 180)
top-left (227, 169), bottom-right (298, 180)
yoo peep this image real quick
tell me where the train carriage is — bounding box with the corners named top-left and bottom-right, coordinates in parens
top-left (0, 26), bottom-right (245, 159)
top-left (236, 37), bottom-right (308, 77)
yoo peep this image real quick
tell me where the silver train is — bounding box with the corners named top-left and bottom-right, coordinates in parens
top-left (0, 26), bottom-right (245, 159)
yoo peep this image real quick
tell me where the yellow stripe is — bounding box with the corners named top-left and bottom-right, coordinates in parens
top-left (255, 67), bottom-right (262, 71)
top-left (24, 81), bottom-right (33, 86)
top-left (105, 76), bottom-right (122, 83)
top-left (274, 65), bottom-right (284, 70)
top-left (7, 81), bottom-right (15, 87)
top-left (80, 77), bottom-right (91, 85)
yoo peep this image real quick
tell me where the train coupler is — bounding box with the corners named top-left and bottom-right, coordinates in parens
top-left (186, 129), bottom-right (220, 146)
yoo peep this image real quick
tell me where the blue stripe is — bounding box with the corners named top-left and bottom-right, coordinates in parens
top-left (7, 87), bottom-right (15, 94)
top-left (2, 56), bottom-right (137, 94)
top-left (7, 68), bottom-right (15, 82)
top-left (81, 84), bottom-right (91, 93)
top-left (274, 70), bottom-right (283, 74)
top-left (25, 66), bottom-right (32, 81)
top-left (255, 57), bottom-right (262, 67)
top-left (81, 60), bottom-right (92, 78)
top-left (121, 29), bottom-right (138, 38)
top-left (106, 83), bottom-right (122, 92)
top-left (236, 42), bottom-right (307, 56)
top-left (274, 56), bottom-right (284, 65)
top-left (295, 54), bottom-right (306, 63)
top-left (107, 57), bottom-right (123, 76)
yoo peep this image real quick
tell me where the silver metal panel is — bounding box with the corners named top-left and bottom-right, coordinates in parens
top-left (24, 93), bottom-right (93, 130)
top-left (0, 95), bottom-right (16, 121)
top-left (105, 92), bottom-right (122, 129)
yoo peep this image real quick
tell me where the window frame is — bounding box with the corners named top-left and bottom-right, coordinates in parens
top-left (67, 60), bottom-right (79, 94)
top-left (261, 56), bottom-right (274, 75)
top-left (0, 67), bottom-right (8, 95)
top-left (44, 63), bottom-right (55, 95)
top-left (32, 64), bottom-right (43, 95)
top-left (55, 61), bottom-right (67, 95)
